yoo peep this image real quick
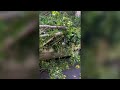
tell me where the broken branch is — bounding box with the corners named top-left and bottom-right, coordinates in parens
top-left (42, 32), bottom-right (63, 47)
top-left (39, 25), bottom-right (67, 30)
top-left (40, 51), bottom-right (71, 61)
top-left (40, 32), bottom-right (63, 38)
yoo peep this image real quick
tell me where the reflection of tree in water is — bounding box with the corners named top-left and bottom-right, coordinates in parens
top-left (0, 11), bottom-right (39, 79)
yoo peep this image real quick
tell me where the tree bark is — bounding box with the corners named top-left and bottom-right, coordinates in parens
top-left (39, 25), bottom-right (67, 30)
top-left (40, 32), bottom-right (63, 37)
top-left (40, 51), bottom-right (71, 61)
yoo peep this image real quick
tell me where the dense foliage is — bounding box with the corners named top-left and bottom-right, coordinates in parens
top-left (39, 11), bottom-right (81, 79)
top-left (82, 11), bottom-right (120, 79)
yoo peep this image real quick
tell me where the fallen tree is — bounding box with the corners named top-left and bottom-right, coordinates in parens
top-left (40, 32), bottom-right (63, 38)
top-left (42, 32), bottom-right (64, 47)
top-left (40, 25), bottom-right (68, 60)
top-left (39, 25), bottom-right (67, 30)
top-left (40, 51), bottom-right (71, 61)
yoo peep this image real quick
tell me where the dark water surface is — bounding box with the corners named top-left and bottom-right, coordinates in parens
top-left (39, 63), bottom-right (80, 79)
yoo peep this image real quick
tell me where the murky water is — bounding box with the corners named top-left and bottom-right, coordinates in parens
top-left (63, 64), bottom-right (80, 79)
top-left (39, 63), bottom-right (80, 79)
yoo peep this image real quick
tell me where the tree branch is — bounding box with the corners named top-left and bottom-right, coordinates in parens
top-left (39, 25), bottom-right (67, 30)
top-left (40, 32), bottom-right (63, 38)
top-left (42, 32), bottom-right (63, 47)
top-left (40, 51), bottom-right (71, 61)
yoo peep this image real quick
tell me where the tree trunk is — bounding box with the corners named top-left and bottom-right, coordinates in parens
top-left (40, 51), bottom-right (70, 61)
top-left (39, 25), bottom-right (67, 30)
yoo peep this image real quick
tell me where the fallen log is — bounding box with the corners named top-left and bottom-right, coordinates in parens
top-left (39, 25), bottom-right (67, 30)
top-left (40, 32), bottom-right (63, 38)
top-left (40, 51), bottom-right (71, 61)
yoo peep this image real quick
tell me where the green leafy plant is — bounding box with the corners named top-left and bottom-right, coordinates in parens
top-left (39, 11), bottom-right (81, 79)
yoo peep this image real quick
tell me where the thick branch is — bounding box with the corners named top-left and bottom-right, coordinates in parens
top-left (40, 51), bottom-right (71, 61)
top-left (40, 34), bottom-right (50, 37)
top-left (39, 25), bottom-right (67, 30)
top-left (42, 32), bottom-right (63, 47)
top-left (40, 32), bottom-right (63, 38)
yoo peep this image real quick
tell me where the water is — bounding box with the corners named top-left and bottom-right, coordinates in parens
top-left (63, 63), bottom-right (80, 79)
top-left (39, 63), bottom-right (80, 79)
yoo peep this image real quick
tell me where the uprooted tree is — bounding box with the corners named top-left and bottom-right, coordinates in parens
top-left (39, 11), bottom-right (81, 79)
